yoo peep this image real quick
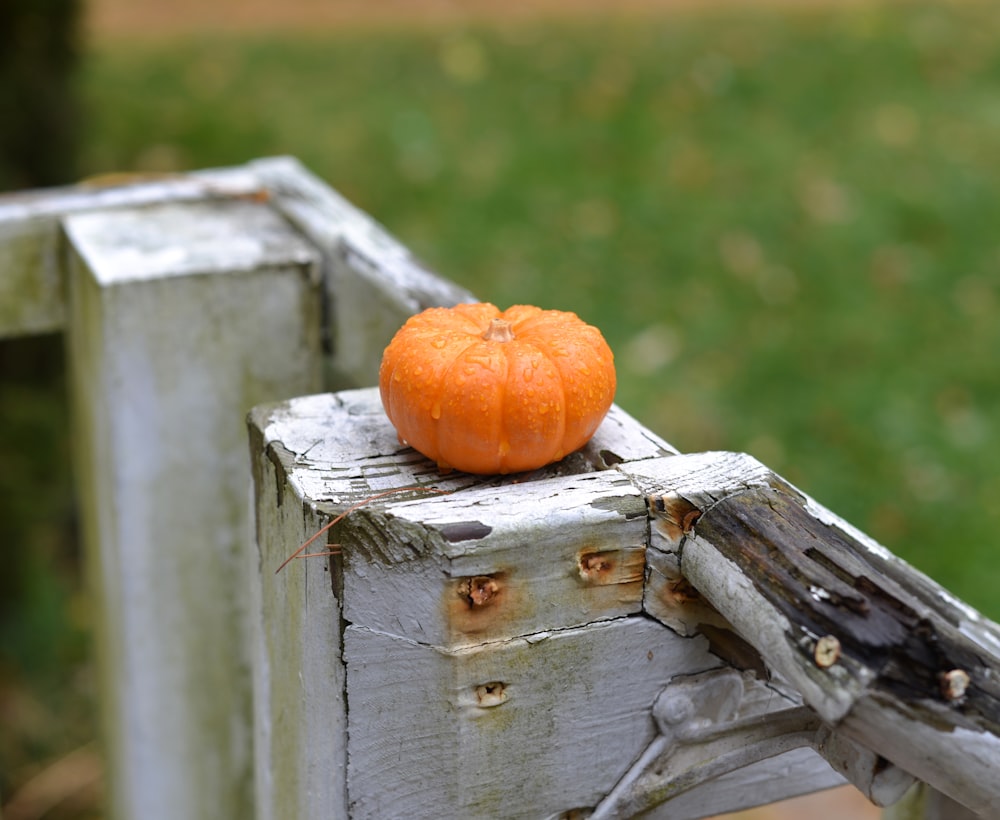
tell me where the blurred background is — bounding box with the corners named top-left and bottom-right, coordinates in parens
top-left (2, 0), bottom-right (998, 817)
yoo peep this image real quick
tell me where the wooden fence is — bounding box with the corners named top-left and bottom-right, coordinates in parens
top-left (1, 158), bottom-right (997, 819)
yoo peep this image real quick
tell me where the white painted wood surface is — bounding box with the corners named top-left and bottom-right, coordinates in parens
top-left (0, 158), bottom-right (474, 820)
top-left (344, 617), bottom-right (717, 819)
top-left (0, 155), bottom-right (473, 348)
top-left (248, 388), bottom-right (681, 820)
top-left (248, 440), bottom-right (348, 820)
top-left (249, 387), bottom-right (848, 820)
top-left (252, 157), bottom-right (476, 386)
top-left (338, 469), bottom-right (649, 646)
top-left (65, 196), bottom-right (324, 820)
top-left (0, 164), bottom-right (264, 336)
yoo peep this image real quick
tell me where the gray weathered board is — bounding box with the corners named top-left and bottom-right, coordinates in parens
top-left (64, 193), bottom-right (324, 820)
top-left (623, 453), bottom-right (1000, 817)
top-left (0, 157), bottom-right (473, 820)
top-left (250, 388), bottom-right (859, 820)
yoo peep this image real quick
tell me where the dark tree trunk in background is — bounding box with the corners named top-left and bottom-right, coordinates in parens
top-left (0, 0), bottom-right (82, 191)
top-left (0, 0), bottom-right (82, 661)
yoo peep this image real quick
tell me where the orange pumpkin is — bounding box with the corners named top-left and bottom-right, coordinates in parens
top-left (379, 302), bottom-right (616, 474)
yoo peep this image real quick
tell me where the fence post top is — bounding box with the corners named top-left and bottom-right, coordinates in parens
top-left (252, 385), bottom-right (1000, 816)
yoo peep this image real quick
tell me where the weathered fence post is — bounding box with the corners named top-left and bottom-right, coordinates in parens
top-left (248, 390), bottom-right (654, 818)
top-left (63, 196), bottom-right (323, 818)
top-left (249, 393), bottom-right (1000, 818)
top-left (248, 390), bottom-right (852, 819)
top-left (0, 156), bottom-right (472, 819)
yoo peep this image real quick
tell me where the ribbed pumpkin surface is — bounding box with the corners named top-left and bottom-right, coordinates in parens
top-left (378, 303), bottom-right (616, 474)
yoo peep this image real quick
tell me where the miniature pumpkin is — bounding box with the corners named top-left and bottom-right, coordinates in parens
top-left (379, 302), bottom-right (616, 475)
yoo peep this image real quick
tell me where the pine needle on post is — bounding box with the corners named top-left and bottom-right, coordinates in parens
top-left (274, 486), bottom-right (449, 574)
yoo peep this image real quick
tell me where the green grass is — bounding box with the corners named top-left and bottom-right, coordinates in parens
top-left (76, 3), bottom-right (1000, 615)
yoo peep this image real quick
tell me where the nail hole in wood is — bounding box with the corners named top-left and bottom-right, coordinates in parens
top-left (457, 575), bottom-right (501, 608)
top-left (475, 681), bottom-right (507, 707)
top-left (578, 550), bottom-right (615, 582)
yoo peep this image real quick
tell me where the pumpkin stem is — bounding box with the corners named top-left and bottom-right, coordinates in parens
top-left (482, 318), bottom-right (515, 343)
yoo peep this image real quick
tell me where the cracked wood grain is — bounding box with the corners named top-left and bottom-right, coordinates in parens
top-left (624, 452), bottom-right (1000, 816)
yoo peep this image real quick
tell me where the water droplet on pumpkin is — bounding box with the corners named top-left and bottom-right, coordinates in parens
top-left (431, 337), bottom-right (447, 349)
top-left (431, 403), bottom-right (442, 420)
top-left (393, 372), bottom-right (403, 382)
top-left (523, 367), bottom-right (534, 382)
top-left (466, 354), bottom-right (496, 370)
